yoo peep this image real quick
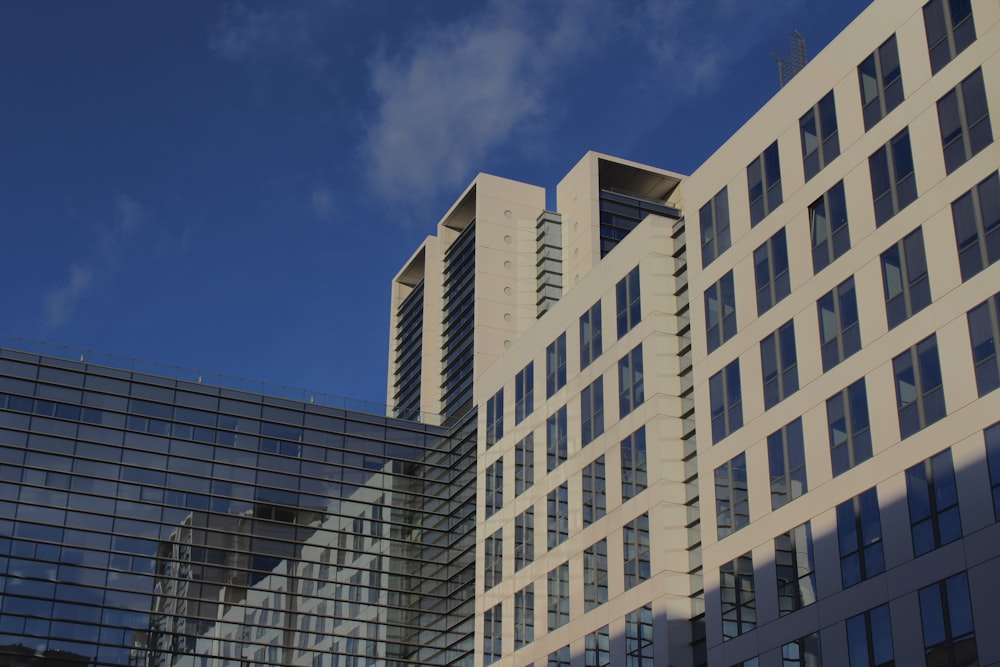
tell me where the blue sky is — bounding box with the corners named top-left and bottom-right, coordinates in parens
top-left (0, 0), bottom-right (871, 407)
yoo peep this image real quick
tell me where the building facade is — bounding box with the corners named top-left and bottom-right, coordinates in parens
top-left (0, 347), bottom-right (477, 666)
top-left (2, 0), bottom-right (999, 665)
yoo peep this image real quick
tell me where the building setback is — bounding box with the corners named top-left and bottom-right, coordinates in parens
top-left (3, 0), bottom-right (1000, 665)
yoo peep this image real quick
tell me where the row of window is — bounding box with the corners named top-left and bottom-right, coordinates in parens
top-left (707, 162), bottom-right (998, 370)
top-left (719, 422), bottom-right (1000, 607)
top-left (725, 569), bottom-right (977, 667)
top-left (486, 426), bottom-right (648, 569)
top-left (483, 520), bottom-right (651, 664)
top-left (486, 267), bottom-right (642, 447)
top-left (485, 601), bottom-right (653, 666)
top-left (701, 0), bottom-right (983, 271)
top-left (711, 268), bottom-right (998, 452)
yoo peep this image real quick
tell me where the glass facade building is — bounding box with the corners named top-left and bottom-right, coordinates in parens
top-left (0, 348), bottom-right (475, 666)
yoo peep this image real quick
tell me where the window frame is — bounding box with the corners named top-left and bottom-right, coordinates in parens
top-left (710, 359), bottom-right (743, 444)
top-left (906, 448), bottom-right (961, 556)
top-left (546, 332), bottom-right (567, 398)
top-left (837, 487), bottom-right (885, 589)
top-left (584, 539), bottom-right (609, 612)
top-left (616, 266), bottom-right (641, 338)
top-left (918, 571), bottom-right (979, 666)
top-left (485, 389), bottom-right (503, 447)
top-left (705, 270), bottom-right (737, 354)
top-left (580, 301), bottom-right (603, 370)
top-left (747, 141), bottom-right (783, 226)
top-left (581, 376), bottom-right (605, 447)
top-left (760, 319), bottom-right (799, 409)
top-left (715, 452), bottom-right (749, 539)
top-left (869, 127), bottom-right (917, 226)
top-left (952, 170), bottom-right (1000, 281)
top-left (515, 433), bottom-right (534, 496)
top-left (485, 457), bottom-right (503, 518)
top-left (621, 426), bottom-right (648, 502)
top-left (968, 293), bottom-right (1000, 396)
top-left (514, 584), bottom-right (534, 650)
top-left (515, 507), bottom-right (534, 571)
top-left (582, 455), bottom-right (607, 527)
top-left (700, 186), bottom-right (731, 268)
top-left (547, 406), bottom-right (568, 472)
top-left (800, 90), bottom-right (840, 181)
top-left (547, 562), bottom-right (570, 631)
top-left (754, 227), bottom-right (791, 315)
top-left (828, 377), bottom-right (873, 476)
top-left (846, 604), bottom-right (894, 667)
top-left (515, 362), bottom-right (534, 424)
top-left (618, 344), bottom-right (645, 418)
top-left (893, 333), bottom-right (946, 439)
top-left (937, 67), bottom-right (992, 175)
top-left (768, 417), bottom-right (808, 510)
top-left (881, 226), bottom-right (932, 329)
top-left (809, 180), bottom-right (850, 274)
top-left (858, 34), bottom-right (904, 131)
top-left (623, 512), bottom-right (650, 590)
top-left (775, 522), bottom-right (816, 616)
top-left (923, 0), bottom-right (977, 74)
top-left (547, 482), bottom-right (569, 549)
top-left (720, 552), bottom-right (756, 640)
top-left (818, 276), bottom-right (861, 372)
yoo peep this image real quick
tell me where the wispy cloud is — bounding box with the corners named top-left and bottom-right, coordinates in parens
top-left (310, 188), bottom-right (334, 221)
top-left (44, 264), bottom-right (93, 331)
top-left (43, 194), bottom-right (149, 332)
top-left (363, 0), bottom-right (609, 200)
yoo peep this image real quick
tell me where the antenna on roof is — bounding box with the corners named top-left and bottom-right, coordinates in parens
top-left (771, 31), bottom-right (808, 88)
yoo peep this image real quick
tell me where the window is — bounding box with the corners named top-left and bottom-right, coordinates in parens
top-left (710, 359), bottom-right (743, 443)
top-left (937, 68), bottom-right (992, 174)
top-left (700, 186), bottom-right (731, 268)
top-left (547, 482), bottom-right (569, 549)
top-left (893, 334), bottom-right (946, 439)
top-left (514, 584), bottom-right (534, 650)
top-left (870, 128), bottom-right (917, 226)
top-left (818, 276), bottom-right (861, 372)
top-left (768, 417), bottom-right (807, 510)
top-left (580, 300), bottom-right (602, 369)
top-left (484, 603), bottom-right (502, 666)
top-left (515, 362), bottom-right (534, 424)
top-left (485, 458), bottom-right (503, 518)
top-left (546, 333), bottom-right (567, 398)
top-left (515, 434), bottom-right (534, 496)
top-left (720, 552), bottom-right (756, 640)
top-left (515, 508), bottom-right (534, 571)
top-left (919, 572), bottom-right (978, 666)
top-left (485, 389), bottom-right (503, 447)
top-left (716, 452), bottom-right (749, 539)
top-left (617, 266), bottom-right (641, 337)
top-left (484, 529), bottom-right (502, 590)
top-left (837, 487), bottom-right (885, 588)
top-left (621, 426), bottom-right (647, 502)
top-left (882, 227), bottom-right (932, 328)
top-left (800, 90), bottom-right (840, 180)
top-left (584, 539), bottom-right (608, 611)
top-left (618, 344), bottom-right (644, 418)
top-left (810, 180), bottom-right (850, 274)
top-left (705, 270), bottom-right (737, 354)
top-left (782, 633), bottom-right (822, 667)
top-left (986, 422), bottom-right (1000, 520)
top-left (775, 522), bottom-right (816, 616)
top-left (585, 625), bottom-right (610, 667)
top-left (761, 320), bottom-right (799, 409)
top-left (952, 171), bottom-right (1000, 281)
top-left (923, 0), bottom-right (976, 74)
top-left (859, 34), bottom-right (904, 130)
top-left (828, 378), bottom-right (872, 476)
top-left (582, 456), bottom-right (606, 526)
top-left (548, 646), bottom-right (570, 667)
top-left (747, 141), bottom-right (783, 225)
top-left (547, 406), bottom-right (567, 472)
top-left (968, 292), bottom-right (1000, 396)
top-left (623, 512), bottom-right (650, 589)
top-left (754, 227), bottom-right (791, 315)
top-left (581, 377), bottom-right (604, 446)
top-left (907, 449), bottom-right (961, 556)
top-left (547, 562), bottom-right (569, 630)
top-left (625, 604), bottom-right (654, 667)
top-left (847, 604), bottom-right (894, 667)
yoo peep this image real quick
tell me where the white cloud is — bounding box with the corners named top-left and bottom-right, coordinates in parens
top-left (363, 0), bottom-right (608, 200)
top-left (209, 1), bottom-right (312, 62)
top-left (43, 264), bottom-right (93, 331)
top-left (311, 188), bottom-right (334, 221)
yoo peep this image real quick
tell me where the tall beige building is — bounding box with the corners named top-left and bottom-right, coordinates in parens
top-left (388, 0), bottom-right (1000, 665)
